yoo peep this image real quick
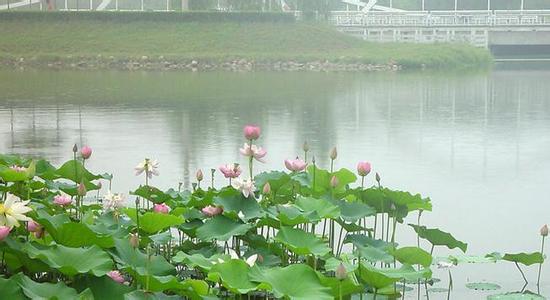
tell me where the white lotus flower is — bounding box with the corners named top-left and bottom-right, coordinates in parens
top-left (0, 194), bottom-right (32, 227)
top-left (232, 178), bottom-right (256, 198)
top-left (103, 191), bottom-right (126, 211)
top-left (134, 158), bottom-right (159, 179)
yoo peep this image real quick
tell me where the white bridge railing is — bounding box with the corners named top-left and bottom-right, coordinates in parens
top-left (331, 10), bottom-right (550, 27)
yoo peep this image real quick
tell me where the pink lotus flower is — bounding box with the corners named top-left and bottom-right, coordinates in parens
top-left (27, 220), bottom-right (42, 233)
top-left (243, 125), bottom-right (261, 140)
top-left (53, 194), bottom-right (72, 207)
top-left (81, 146), bottom-right (92, 160)
top-left (0, 226), bottom-right (11, 241)
top-left (107, 270), bottom-right (125, 284)
top-left (239, 143), bottom-right (267, 163)
top-left (201, 205), bottom-right (223, 217)
top-left (284, 158), bottom-right (307, 172)
top-left (153, 203), bottom-right (170, 214)
top-left (232, 178), bottom-right (256, 198)
top-left (357, 162), bottom-right (372, 177)
top-left (219, 163), bottom-right (242, 179)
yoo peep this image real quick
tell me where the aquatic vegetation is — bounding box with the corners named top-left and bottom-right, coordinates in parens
top-left (0, 125), bottom-right (547, 299)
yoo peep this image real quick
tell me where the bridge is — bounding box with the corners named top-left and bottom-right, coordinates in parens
top-left (332, 0), bottom-right (550, 57)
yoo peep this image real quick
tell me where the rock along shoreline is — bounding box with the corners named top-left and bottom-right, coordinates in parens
top-left (1, 56), bottom-right (404, 72)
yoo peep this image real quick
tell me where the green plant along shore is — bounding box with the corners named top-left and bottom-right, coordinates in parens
top-left (0, 12), bottom-right (492, 70)
top-left (0, 125), bottom-right (546, 299)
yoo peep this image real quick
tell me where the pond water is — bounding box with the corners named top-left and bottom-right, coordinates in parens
top-left (1, 66), bottom-right (549, 298)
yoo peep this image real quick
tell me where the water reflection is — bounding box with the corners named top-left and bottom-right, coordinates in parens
top-left (1, 68), bottom-right (550, 294)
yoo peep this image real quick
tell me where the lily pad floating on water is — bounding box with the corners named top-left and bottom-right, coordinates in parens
top-left (466, 282), bottom-right (501, 291)
top-left (487, 291), bottom-right (546, 300)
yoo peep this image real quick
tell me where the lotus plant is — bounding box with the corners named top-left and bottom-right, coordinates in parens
top-left (357, 161), bottom-right (372, 187)
top-left (107, 270), bottom-right (125, 284)
top-left (103, 191), bottom-right (126, 212)
top-left (240, 124), bottom-right (266, 178)
top-left (219, 163), bottom-right (242, 185)
top-left (81, 145), bottom-right (92, 160)
top-left (537, 224), bottom-right (548, 289)
top-left (232, 177), bottom-right (256, 199)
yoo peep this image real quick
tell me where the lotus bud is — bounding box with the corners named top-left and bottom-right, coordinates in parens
top-left (243, 125), bottom-right (261, 140)
top-left (375, 172), bottom-right (381, 184)
top-left (27, 220), bottom-right (42, 233)
top-left (263, 182), bottom-right (271, 195)
top-left (303, 141), bottom-right (310, 152)
top-left (129, 233), bottom-right (139, 248)
top-left (134, 197), bottom-right (140, 206)
top-left (335, 263), bottom-right (347, 280)
top-left (0, 226), bottom-right (11, 242)
top-left (312, 155), bottom-right (316, 165)
top-left (330, 176), bottom-right (339, 188)
top-left (96, 181), bottom-right (102, 189)
top-left (80, 146), bottom-right (92, 160)
top-left (77, 182), bottom-right (87, 196)
top-left (357, 161), bottom-right (372, 177)
top-left (196, 169), bottom-right (204, 182)
top-left (72, 144), bottom-right (78, 153)
top-left (541, 224), bottom-right (549, 237)
top-left (53, 194), bottom-right (72, 207)
top-left (330, 147), bottom-right (337, 160)
top-left (34, 229), bottom-right (45, 239)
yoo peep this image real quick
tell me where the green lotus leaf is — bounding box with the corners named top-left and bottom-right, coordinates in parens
top-left (338, 200), bottom-right (376, 223)
top-left (111, 239), bottom-right (175, 276)
top-left (336, 219), bottom-right (369, 232)
top-left (487, 291), bottom-right (546, 299)
top-left (391, 247), bottom-right (432, 268)
top-left (356, 245), bottom-right (395, 264)
top-left (56, 159), bottom-right (101, 183)
top-left (148, 231), bottom-right (173, 245)
top-left (379, 283), bottom-right (414, 294)
top-left (172, 252), bottom-right (227, 271)
top-left (325, 256), bottom-right (358, 273)
top-left (0, 161), bottom-right (35, 182)
top-left (57, 179), bottom-right (101, 196)
top-left (295, 196), bottom-right (340, 219)
top-left (73, 275), bottom-right (134, 300)
top-left (317, 272), bottom-right (364, 298)
top-left (124, 290), bottom-right (181, 300)
top-left (305, 166), bottom-right (357, 194)
top-left (503, 252), bottom-right (544, 266)
top-left (466, 282), bottom-right (501, 291)
top-left (249, 264), bottom-right (333, 300)
top-left (131, 185), bottom-right (175, 204)
top-left (0, 238), bottom-right (50, 273)
top-left (213, 189), bottom-right (262, 221)
top-left (409, 224), bottom-right (467, 253)
top-left (125, 208), bottom-right (184, 234)
top-left (52, 222), bottom-right (117, 248)
top-left (274, 226), bottom-right (331, 257)
top-left (0, 276), bottom-right (26, 300)
top-left (356, 263), bottom-right (399, 290)
top-left (254, 171), bottom-right (292, 194)
top-left (344, 234), bottom-right (396, 250)
top-left (446, 254), bottom-right (501, 264)
top-left (22, 242), bottom-right (112, 277)
top-left (207, 259), bottom-right (259, 294)
top-left (196, 215), bottom-right (252, 241)
top-left (384, 189), bottom-right (432, 213)
top-left (11, 272), bottom-right (86, 299)
top-left (270, 205), bottom-right (316, 226)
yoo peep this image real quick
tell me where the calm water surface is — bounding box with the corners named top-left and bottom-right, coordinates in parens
top-left (1, 67), bottom-right (549, 298)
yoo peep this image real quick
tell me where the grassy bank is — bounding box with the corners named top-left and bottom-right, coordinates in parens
top-left (0, 12), bottom-right (492, 70)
